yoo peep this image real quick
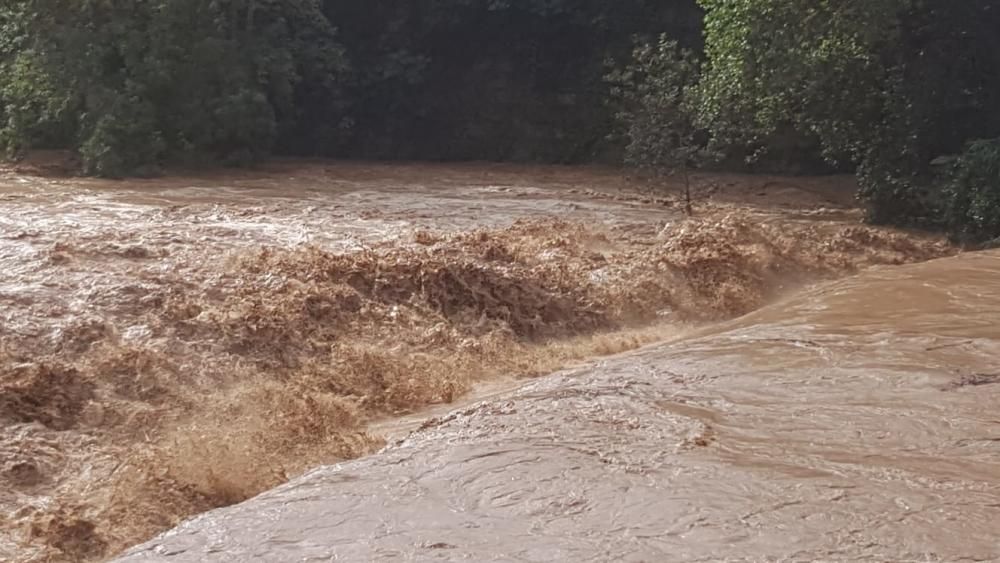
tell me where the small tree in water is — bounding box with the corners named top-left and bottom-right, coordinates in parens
top-left (607, 36), bottom-right (715, 214)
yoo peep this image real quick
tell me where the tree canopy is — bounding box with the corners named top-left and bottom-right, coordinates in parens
top-left (692, 0), bottom-right (1000, 229)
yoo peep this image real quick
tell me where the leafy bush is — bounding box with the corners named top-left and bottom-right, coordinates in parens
top-left (79, 94), bottom-right (165, 178)
top-left (943, 139), bottom-right (1000, 242)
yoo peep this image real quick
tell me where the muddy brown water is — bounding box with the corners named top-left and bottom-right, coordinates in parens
top-left (2, 162), bottom-right (683, 562)
top-left (1, 161), bottom-right (992, 562)
top-left (0, 162), bottom-right (690, 349)
top-left (115, 251), bottom-right (1000, 562)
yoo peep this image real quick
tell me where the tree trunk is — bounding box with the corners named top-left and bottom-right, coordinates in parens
top-left (683, 164), bottom-right (693, 216)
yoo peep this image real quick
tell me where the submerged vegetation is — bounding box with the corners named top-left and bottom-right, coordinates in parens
top-left (0, 1), bottom-right (997, 227)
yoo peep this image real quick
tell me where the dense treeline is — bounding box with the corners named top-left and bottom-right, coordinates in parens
top-left (0, 0), bottom-right (701, 172)
top-left (0, 0), bottom-right (352, 175)
top-left (326, 1), bottom-right (703, 161)
top-left (1, 1), bottom-right (998, 239)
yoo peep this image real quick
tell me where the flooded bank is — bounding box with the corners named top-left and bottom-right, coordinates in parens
top-left (0, 162), bottom-right (957, 561)
top-left (118, 251), bottom-right (1000, 562)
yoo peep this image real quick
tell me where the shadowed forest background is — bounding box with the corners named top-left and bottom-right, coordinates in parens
top-left (1, 0), bottom-right (998, 239)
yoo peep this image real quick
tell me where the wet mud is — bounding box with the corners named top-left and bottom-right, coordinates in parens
top-left (0, 161), bottom-right (960, 561)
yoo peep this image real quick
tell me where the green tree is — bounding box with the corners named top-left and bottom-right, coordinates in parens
top-left (608, 37), bottom-right (713, 213)
top-left (693, 0), bottom-right (1000, 232)
top-left (2, 0), bottom-right (350, 175)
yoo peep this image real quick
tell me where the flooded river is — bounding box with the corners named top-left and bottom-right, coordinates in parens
top-left (116, 251), bottom-right (1000, 562)
top-left (3, 161), bottom-right (987, 561)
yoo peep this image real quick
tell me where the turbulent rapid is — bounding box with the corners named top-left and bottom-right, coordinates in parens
top-left (0, 161), bottom-right (976, 562)
top-left (117, 250), bottom-right (1000, 562)
top-left (115, 253), bottom-right (1000, 562)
